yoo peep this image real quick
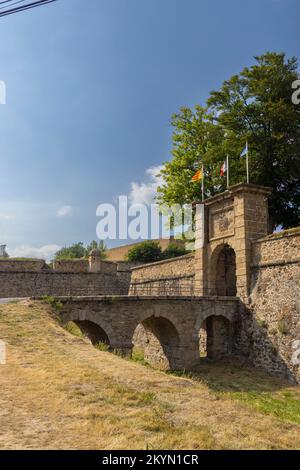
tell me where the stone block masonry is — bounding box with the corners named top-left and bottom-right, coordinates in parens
top-left (0, 258), bottom-right (135, 298)
top-left (129, 253), bottom-right (195, 295)
top-left (247, 228), bottom-right (300, 382)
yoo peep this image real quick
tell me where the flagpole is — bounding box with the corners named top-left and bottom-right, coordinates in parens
top-left (201, 164), bottom-right (204, 202)
top-left (246, 141), bottom-right (249, 184)
top-left (226, 155), bottom-right (229, 188)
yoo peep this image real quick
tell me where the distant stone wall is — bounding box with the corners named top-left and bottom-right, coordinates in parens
top-left (0, 258), bottom-right (131, 298)
top-left (129, 253), bottom-right (195, 295)
top-left (244, 228), bottom-right (300, 382)
top-left (0, 272), bottom-right (125, 297)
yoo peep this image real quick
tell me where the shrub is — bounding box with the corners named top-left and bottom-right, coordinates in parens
top-left (163, 242), bottom-right (189, 259)
top-left (127, 241), bottom-right (162, 263)
top-left (41, 295), bottom-right (63, 311)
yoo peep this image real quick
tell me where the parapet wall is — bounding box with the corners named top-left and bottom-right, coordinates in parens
top-left (52, 259), bottom-right (89, 273)
top-left (0, 258), bottom-right (134, 298)
top-left (130, 254), bottom-right (195, 295)
top-left (0, 259), bottom-right (49, 272)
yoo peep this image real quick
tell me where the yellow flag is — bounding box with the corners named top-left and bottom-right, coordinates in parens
top-left (191, 169), bottom-right (202, 182)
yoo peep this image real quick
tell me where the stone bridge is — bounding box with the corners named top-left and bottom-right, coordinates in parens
top-left (58, 295), bottom-right (240, 370)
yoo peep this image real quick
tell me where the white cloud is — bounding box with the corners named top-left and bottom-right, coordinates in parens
top-left (129, 165), bottom-right (164, 205)
top-left (8, 244), bottom-right (61, 261)
top-left (0, 213), bottom-right (15, 220)
top-left (56, 205), bottom-right (72, 217)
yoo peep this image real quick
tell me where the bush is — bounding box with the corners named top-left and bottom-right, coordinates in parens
top-left (163, 243), bottom-right (189, 259)
top-left (41, 295), bottom-right (63, 311)
top-left (127, 241), bottom-right (162, 263)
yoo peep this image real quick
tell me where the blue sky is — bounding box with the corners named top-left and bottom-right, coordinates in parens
top-left (0, 0), bottom-right (298, 258)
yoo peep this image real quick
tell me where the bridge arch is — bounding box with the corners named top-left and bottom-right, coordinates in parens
top-left (132, 315), bottom-right (181, 370)
top-left (73, 320), bottom-right (110, 346)
top-left (209, 243), bottom-right (237, 296)
top-left (61, 309), bottom-right (114, 347)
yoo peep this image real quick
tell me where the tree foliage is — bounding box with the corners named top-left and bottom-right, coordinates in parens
top-left (157, 52), bottom-right (300, 229)
top-left (54, 240), bottom-right (107, 260)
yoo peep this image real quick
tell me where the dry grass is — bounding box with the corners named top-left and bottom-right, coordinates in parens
top-left (0, 300), bottom-right (300, 450)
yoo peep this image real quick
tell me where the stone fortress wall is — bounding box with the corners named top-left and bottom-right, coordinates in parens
top-left (0, 257), bottom-right (135, 297)
top-left (1, 183), bottom-right (299, 382)
top-left (247, 228), bottom-right (300, 381)
top-left (130, 253), bottom-right (195, 295)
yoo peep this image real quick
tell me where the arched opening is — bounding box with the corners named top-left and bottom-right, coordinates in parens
top-left (214, 245), bottom-right (237, 296)
top-left (73, 320), bottom-right (110, 347)
top-left (132, 316), bottom-right (180, 370)
top-left (199, 315), bottom-right (232, 360)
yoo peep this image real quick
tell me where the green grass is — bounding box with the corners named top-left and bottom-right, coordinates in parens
top-left (94, 341), bottom-right (110, 352)
top-left (64, 321), bottom-right (84, 338)
top-left (131, 346), bottom-right (150, 366)
top-left (232, 389), bottom-right (300, 424)
top-left (172, 360), bottom-right (300, 426)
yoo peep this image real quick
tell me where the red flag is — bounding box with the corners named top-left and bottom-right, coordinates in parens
top-left (220, 160), bottom-right (227, 177)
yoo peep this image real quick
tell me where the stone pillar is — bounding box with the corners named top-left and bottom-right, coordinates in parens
top-left (233, 185), bottom-right (271, 302)
top-left (194, 203), bottom-right (208, 296)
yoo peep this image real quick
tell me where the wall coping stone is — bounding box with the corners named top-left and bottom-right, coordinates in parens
top-left (254, 227), bottom-right (300, 244)
top-left (35, 295), bottom-right (239, 302)
top-left (0, 270), bottom-right (118, 276)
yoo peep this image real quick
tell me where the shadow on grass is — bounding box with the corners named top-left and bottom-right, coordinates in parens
top-left (171, 358), bottom-right (300, 425)
top-left (190, 357), bottom-right (288, 393)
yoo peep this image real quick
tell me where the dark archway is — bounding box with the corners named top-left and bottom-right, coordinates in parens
top-left (73, 320), bottom-right (110, 346)
top-left (199, 315), bottom-right (232, 360)
top-left (214, 245), bottom-right (237, 296)
top-left (132, 316), bottom-right (180, 370)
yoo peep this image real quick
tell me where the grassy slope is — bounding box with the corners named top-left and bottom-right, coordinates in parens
top-left (0, 300), bottom-right (299, 450)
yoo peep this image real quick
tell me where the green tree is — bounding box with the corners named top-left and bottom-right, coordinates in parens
top-left (55, 242), bottom-right (86, 260)
top-left (157, 52), bottom-right (300, 230)
top-left (127, 241), bottom-right (162, 263)
top-left (54, 240), bottom-right (107, 260)
top-left (85, 240), bottom-right (107, 259)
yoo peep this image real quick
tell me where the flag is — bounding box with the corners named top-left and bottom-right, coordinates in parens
top-left (240, 141), bottom-right (248, 158)
top-left (191, 169), bottom-right (202, 182)
top-left (220, 160), bottom-right (227, 177)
